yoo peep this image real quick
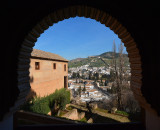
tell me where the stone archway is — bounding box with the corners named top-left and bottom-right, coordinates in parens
top-left (16, 5), bottom-right (154, 117)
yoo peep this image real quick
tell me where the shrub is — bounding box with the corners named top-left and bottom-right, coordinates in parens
top-left (20, 88), bottom-right (70, 115)
top-left (80, 117), bottom-right (87, 123)
top-left (53, 88), bottom-right (70, 110)
top-left (29, 96), bottom-right (50, 114)
top-left (116, 110), bottom-right (129, 116)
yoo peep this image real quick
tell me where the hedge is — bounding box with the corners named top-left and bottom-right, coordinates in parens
top-left (20, 88), bottom-right (70, 115)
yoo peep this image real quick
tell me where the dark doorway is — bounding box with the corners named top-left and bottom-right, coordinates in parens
top-left (64, 76), bottom-right (68, 89)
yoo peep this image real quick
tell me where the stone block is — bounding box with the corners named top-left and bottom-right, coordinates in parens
top-left (62, 109), bottom-right (79, 120)
top-left (111, 107), bottom-right (117, 113)
top-left (48, 111), bottom-right (51, 116)
top-left (78, 112), bottom-right (85, 120)
top-left (90, 103), bottom-right (98, 110)
top-left (87, 118), bottom-right (93, 123)
top-left (65, 104), bottom-right (70, 108)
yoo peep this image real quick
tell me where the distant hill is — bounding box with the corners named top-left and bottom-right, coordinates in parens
top-left (99, 52), bottom-right (120, 59)
top-left (69, 58), bottom-right (85, 62)
top-left (68, 52), bottom-right (129, 68)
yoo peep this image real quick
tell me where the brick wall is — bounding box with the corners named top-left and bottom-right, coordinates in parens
top-left (28, 58), bottom-right (68, 98)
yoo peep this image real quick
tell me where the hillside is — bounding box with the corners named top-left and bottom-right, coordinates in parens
top-left (68, 52), bottom-right (129, 68)
top-left (99, 52), bottom-right (120, 59)
top-left (69, 58), bottom-right (85, 63)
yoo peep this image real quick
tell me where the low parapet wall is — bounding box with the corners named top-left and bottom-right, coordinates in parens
top-left (13, 110), bottom-right (77, 129)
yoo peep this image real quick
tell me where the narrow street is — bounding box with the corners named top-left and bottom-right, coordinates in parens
top-left (93, 82), bottom-right (112, 98)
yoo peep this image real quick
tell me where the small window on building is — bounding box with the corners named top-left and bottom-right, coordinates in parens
top-left (64, 64), bottom-right (66, 71)
top-left (53, 63), bottom-right (56, 69)
top-left (35, 62), bottom-right (40, 70)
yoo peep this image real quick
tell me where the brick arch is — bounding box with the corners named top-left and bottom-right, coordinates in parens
top-left (17, 5), bottom-right (155, 115)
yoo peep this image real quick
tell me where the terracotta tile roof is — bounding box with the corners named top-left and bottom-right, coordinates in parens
top-left (88, 89), bottom-right (97, 92)
top-left (85, 84), bottom-right (93, 86)
top-left (31, 49), bottom-right (68, 62)
top-left (71, 83), bottom-right (83, 86)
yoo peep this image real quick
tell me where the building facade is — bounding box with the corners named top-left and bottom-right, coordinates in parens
top-left (27, 49), bottom-right (68, 98)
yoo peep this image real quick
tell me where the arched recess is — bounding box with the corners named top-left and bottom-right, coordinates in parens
top-left (16, 5), bottom-right (156, 117)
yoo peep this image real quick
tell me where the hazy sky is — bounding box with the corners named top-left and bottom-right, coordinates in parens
top-left (34, 16), bottom-right (126, 60)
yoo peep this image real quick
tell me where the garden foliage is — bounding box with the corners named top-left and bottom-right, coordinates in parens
top-left (20, 88), bottom-right (70, 115)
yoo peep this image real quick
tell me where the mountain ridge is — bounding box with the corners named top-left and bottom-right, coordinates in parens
top-left (70, 52), bottom-right (128, 61)
top-left (69, 51), bottom-right (129, 68)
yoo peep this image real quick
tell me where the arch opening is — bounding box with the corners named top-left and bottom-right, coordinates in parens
top-left (16, 5), bottom-right (145, 124)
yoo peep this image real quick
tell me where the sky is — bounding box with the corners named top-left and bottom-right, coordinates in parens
top-left (34, 16), bottom-right (126, 60)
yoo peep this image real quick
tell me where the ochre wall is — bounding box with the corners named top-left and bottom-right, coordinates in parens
top-left (28, 58), bottom-right (68, 98)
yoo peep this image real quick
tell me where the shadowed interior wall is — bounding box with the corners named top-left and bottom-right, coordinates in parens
top-left (1, 1), bottom-right (160, 130)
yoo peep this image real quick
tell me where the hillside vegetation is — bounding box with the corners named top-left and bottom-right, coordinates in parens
top-left (69, 52), bottom-right (129, 68)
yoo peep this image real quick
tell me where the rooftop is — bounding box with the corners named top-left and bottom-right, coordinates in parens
top-left (85, 84), bottom-right (93, 86)
top-left (88, 89), bottom-right (98, 92)
top-left (31, 49), bottom-right (68, 62)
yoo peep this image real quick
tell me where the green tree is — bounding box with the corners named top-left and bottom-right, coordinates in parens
top-left (82, 74), bottom-right (85, 79)
top-left (72, 72), bottom-right (77, 78)
top-left (100, 77), bottom-right (103, 86)
top-left (96, 72), bottom-right (99, 80)
top-left (94, 72), bottom-right (99, 81)
top-left (78, 86), bottom-right (82, 97)
top-left (102, 74), bottom-right (107, 79)
top-left (76, 78), bottom-right (78, 83)
top-left (82, 84), bottom-right (86, 92)
top-left (77, 72), bottom-right (80, 78)
top-left (89, 72), bottom-right (92, 80)
top-left (21, 88), bottom-right (70, 114)
top-left (52, 88), bottom-right (70, 110)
